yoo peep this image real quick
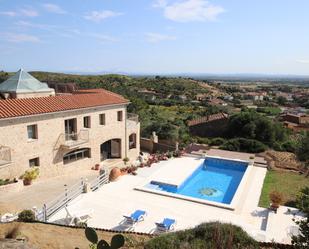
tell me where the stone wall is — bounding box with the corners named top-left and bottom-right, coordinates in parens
top-left (189, 118), bottom-right (228, 137)
top-left (0, 104), bottom-right (140, 179)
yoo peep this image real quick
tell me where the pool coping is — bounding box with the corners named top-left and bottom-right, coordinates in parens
top-left (134, 155), bottom-right (253, 211)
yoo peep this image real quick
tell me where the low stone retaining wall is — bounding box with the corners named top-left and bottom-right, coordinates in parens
top-left (0, 181), bottom-right (23, 192)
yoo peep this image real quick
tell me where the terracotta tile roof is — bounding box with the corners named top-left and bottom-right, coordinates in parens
top-left (0, 89), bottom-right (129, 119)
top-left (187, 113), bottom-right (229, 126)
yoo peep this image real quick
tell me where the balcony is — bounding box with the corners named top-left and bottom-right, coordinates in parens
top-left (54, 130), bottom-right (89, 150)
top-left (0, 146), bottom-right (12, 167)
top-left (127, 113), bottom-right (139, 129)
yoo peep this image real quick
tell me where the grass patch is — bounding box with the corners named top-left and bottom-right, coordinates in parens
top-left (257, 107), bottom-right (282, 116)
top-left (259, 170), bottom-right (309, 208)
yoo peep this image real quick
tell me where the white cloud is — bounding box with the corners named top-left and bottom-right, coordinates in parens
top-left (89, 33), bottom-right (119, 42)
top-left (1, 33), bottom-right (40, 43)
top-left (153, 0), bottom-right (168, 8)
top-left (42, 3), bottom-right (66, 14)
top-left (154, 0), bottom-right (225, 22)
top-left (0, 8), bottom-right (38, 17)
top-left (296, 59), bottom-right (309, 64)
top-left (0, 11), bottom-right (18, 17)
top-left (145, 32), bottom-right (176, 43)
top-left (84, 10), bottom-right (123, 22)
top-left (20, 8), bottom-right (39, 17)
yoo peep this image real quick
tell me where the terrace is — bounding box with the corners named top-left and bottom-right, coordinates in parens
top-left (48, 151), bottom-right (304, 244)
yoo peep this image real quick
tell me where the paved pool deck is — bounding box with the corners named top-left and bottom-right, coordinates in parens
top-left (49, 155), bottom-right (303, 244)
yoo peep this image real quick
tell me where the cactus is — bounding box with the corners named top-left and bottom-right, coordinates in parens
top-left (110, 234), bottom-right (125, 249)
top-left (85, 227), bottom-right (98, 244)
top-left (84, 227), bottom-right (125, 249)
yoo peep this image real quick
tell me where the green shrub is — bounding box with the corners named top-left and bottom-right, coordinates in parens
top-left (196, 137), bottom-right (210, 145)
top-left (220, 138), bottom-right (267, 153)
top-left (281, 141), bottom-right (297, 153)
top-left (145, 222), bottom-right (258, 249)
top-left (18, 210), bottom-right (35, 222)
top-left (0, 179), bottom-right (11, 186)
top-left (209, 137), bottom-right (225, 146)
top-left (272, 142), bottom-right (282, 151)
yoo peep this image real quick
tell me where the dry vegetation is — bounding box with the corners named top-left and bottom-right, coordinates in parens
top-left (0, 222), bottom-right (151, 249)
top-left (263, 150), bottom-right (304, 171)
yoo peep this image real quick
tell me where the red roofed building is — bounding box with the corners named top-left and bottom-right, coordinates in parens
top-left (188, 113), bottom-right (229, 137)
top-left (0, 70), bottom-right (140, 179)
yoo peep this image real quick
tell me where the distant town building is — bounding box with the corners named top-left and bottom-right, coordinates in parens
top-left (208, 98), bottom-right (227, 106)
top-left (245, 92), bottom-right (265, 101)
top-left (280, 113), bottom-right (309, 132)
top-left (223, 95), bottom-right (234, 101)
top-left (276, 92), bottom-right (293, 101)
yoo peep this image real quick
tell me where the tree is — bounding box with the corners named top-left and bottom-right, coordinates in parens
top-left (297, 132), bottom-right (309, 176)
top-left (297, 132), bottom-right (309, 162)
top-left (226, 111), bottom-right (287, 147)
top-left (277, 96), bottom-right (287, 105)
top-left (292, 187), bottom-right (309, 248)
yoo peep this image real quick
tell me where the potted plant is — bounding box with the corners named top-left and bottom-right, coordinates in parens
top-left (269, 191), bottom-right (283, 213)
top-left (94, 164), bottom-right (100, 171)
top-left (123, 157), bottom-right (129, 165)
top-left (22, 168), bottom-right (39, 186)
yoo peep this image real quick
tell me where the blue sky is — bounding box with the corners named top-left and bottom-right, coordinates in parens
top-left (0, 0), bottom-right (309, 75)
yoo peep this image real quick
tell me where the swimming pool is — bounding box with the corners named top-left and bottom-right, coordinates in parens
top-left (145, 157), bottom-right (248, 205)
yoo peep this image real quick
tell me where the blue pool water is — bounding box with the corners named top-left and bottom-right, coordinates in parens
top-left (147, 158), bottom-right (248, 204)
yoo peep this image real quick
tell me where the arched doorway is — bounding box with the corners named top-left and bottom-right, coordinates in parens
top-left (100, 139), bottom-right (121, 161)
top-left (129, 133), bottom-right (137, 149)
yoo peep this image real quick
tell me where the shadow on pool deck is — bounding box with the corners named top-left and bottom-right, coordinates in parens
top-left (0, 170), bottom-right (98, 213)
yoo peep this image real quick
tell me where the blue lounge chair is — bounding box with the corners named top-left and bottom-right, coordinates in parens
top-left (123, 210), bottom-right (146, 225)
top-left (155, 218), bottom-right (176, 232)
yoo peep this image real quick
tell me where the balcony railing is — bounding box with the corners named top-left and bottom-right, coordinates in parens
top-left (127, 113), bottom-right (139, 123)
top-left (0, 146), bottom-right (12, 167)
top-left (127, 113), bottom-right (139, 130)
top-left (54, 129), bottom-right (89, 150)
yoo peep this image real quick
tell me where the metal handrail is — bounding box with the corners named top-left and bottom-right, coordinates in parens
top-left (39, 171), bottom-right (109, 222)
top-left (54, 129), bottom-right (89, 150)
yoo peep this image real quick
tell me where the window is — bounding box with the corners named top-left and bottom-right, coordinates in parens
top-left (29, 157), bottom-right (40, 167)
top-left (117, 111), bottom-right (123, 121)
top-left (129, 133), bottom-right (137, 149)
top-left (27, 125), bottom-right (38, 140)
top-left (99, 113), bottom-right (106, 125)
top-left (63, 148), bottom-right (91, 165)
top-left (83, 116), bottom-right (91, 128)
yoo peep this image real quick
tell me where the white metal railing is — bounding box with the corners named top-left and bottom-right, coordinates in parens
top-left (54, 129), bottom-right (89, 150)
top-left (90, 171), bottom-right (109, 192)
top-left (38, 170), bottom-right (109, 222)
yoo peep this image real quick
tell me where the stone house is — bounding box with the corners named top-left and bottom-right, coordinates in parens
top-left (0, 70), bottom-right (140, 179)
